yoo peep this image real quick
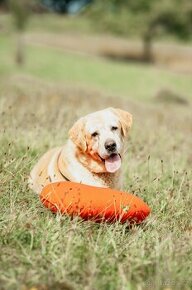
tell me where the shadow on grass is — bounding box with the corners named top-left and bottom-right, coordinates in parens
top-left (101, 51), bottom-right (154, 64)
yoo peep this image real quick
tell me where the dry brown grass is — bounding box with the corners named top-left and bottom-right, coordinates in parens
top-left (0, 33), bottom-right (192, 289)
top-left (0, 10), bottom-right (192, 288)
top-left (1, 75), bottom-right (192, 289)
top-left (1, 76), bottom-right (192, 290)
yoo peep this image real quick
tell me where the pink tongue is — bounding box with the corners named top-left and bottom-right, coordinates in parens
top-left (105, 154), bottom-right (121, 173)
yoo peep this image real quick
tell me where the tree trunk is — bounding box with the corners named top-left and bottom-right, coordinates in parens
top-left (16, 32), bottom-right (25, 66)
top-left (143, 25), bottom-right (155, 62)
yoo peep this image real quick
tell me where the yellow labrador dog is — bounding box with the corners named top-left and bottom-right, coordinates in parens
top-left (29, 108), bottom-right (132, 194)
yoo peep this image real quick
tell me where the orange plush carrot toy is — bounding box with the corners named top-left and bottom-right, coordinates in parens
top-left (40, 182), bottom-right (150, 223)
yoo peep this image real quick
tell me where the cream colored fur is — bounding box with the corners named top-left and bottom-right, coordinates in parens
top-left (29, 107), bottom-right (132, 194)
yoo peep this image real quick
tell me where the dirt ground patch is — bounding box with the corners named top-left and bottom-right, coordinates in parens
top-left (25, 32), bottom-right (192, 74)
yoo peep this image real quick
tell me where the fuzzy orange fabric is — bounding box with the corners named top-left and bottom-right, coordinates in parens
top-left (40, 182), bottom-right (150, 223)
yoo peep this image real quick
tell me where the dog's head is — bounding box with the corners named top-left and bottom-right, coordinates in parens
top-left (69, 108), bottom-right (132, 173)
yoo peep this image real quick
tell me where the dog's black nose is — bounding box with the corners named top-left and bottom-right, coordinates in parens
top-left (105, 139), bottom-right (117, 152)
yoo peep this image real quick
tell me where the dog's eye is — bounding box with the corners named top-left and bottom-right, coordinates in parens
top-left (111, 126), bottom-right (118, 131)
top-left (91, 131), bottom-right (99, 137)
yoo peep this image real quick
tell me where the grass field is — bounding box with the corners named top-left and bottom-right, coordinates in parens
top-left (0, 16), bottom-right (192, 290)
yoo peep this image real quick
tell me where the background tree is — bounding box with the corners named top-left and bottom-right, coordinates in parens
top-left (8, 0), bottom-right (36, 65)
top-left (137, 0), bottom-right (192, 61)
top-left (86, 0), bottom-right (192, 62)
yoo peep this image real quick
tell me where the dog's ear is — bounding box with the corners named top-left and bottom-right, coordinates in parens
top-left (111, 108), bottom-right (132, 137)
top-left (69, 118), bottom-right (87, 152)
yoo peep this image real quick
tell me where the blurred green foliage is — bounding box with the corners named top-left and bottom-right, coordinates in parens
top-left (8, 0), bottom-right (31, 31)
top-left (86, 0), bottom-right (192, 60)
top-left (1, 0), bottom-right (192, 41)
